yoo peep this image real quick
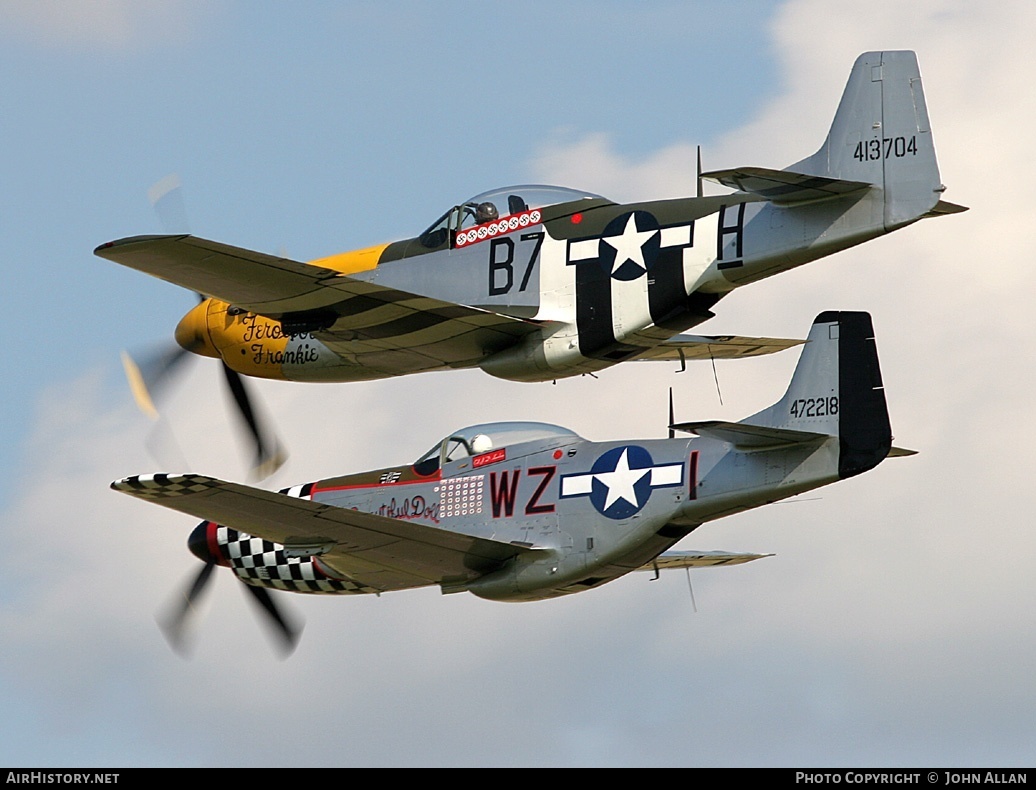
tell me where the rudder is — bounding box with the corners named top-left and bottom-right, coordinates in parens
top-left (833, 311), bottom-right (892, 478)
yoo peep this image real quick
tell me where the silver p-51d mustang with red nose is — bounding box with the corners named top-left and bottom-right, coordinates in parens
top-left (114, 310), bottom-right (913, 652)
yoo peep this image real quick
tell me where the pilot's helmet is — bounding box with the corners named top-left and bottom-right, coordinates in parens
top-left (470, 434), bottom-right (493, 454)
top-left (475, 202), bottom-right (498, 224)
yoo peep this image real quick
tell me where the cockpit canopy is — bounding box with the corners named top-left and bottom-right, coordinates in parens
top-left (413, 421), bottom-right (582, 475)
top-left (419, 184), bottom-right (607, 248)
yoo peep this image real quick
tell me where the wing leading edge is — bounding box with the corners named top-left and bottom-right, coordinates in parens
top-left (112, 473), bottom-right (546, 593)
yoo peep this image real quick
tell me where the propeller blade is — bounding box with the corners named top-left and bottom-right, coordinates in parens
top-left (148, 173), bottom-right (191, 234)
top-left (221, 362), bottom-right (287, 480)
top-left (157, 560), bottom-right (216, 656)
top-left (123, 325), bottom-right (287, 479)
top-left (241, 582), bottom-right (302, 657)
top-left (121, 345), bottom-right (192, 420)
top-left (139, 175), bottom-right (288, 480)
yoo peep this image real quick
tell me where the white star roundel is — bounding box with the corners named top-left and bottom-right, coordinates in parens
top-left (560, 445), bottom-right (683, 519)
top-left (598, 211), bottom-right (661, 281)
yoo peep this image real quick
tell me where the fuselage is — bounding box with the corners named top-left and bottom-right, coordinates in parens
top-left (175, 183), bottom-right (895, 384)
top-left (193, 420), bottom-right (842, 602)
top-left (112, 51), bottom-right (957, 387)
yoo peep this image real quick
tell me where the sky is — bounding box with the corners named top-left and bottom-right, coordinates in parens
top-left (1, 0), bottom-right (1033, 768)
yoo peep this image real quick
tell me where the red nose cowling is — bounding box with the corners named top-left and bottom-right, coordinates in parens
top-left (188, 521), bottom-right (226, 565)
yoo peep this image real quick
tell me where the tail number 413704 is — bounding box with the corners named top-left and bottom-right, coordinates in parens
top-left (854, 135), bottom-right (918, 162)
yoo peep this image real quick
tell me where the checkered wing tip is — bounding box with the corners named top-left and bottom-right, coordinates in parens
top-left (112, 473), bottom-right (220, 500)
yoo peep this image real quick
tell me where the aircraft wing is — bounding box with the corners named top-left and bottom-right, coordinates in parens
top-left (635, 333), bottom-right (804, 363)
top-left (96, 234), bottom-right (351, 314)
top-left (96, 234), bottom-right (544, 373)
top-left (95, 233), bottom-right (539, 325)
top-left (701, 166), bottom-right (872, 204)
top-left (112, 473), bottom-right (545, 593)
top-left (637, 550), bottom-right (774, 571)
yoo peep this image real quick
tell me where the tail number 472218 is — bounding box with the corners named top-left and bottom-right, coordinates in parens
top-left (790, 397), bottom-right (839, 419)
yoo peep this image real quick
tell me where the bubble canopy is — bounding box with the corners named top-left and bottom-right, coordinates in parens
top-left (419, 184), bottom-right (608, 241)
top-left (463, 184), bottom-right (607, 213)
top-left (413, 421), bottom-right (582, 472)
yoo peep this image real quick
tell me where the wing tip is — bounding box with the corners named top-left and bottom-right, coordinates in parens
top-left (93, 234), bottom-right (191, 257)
top-left (111, 473), bottom-right (214, 498)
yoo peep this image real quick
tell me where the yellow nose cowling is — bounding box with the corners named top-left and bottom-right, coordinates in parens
top-left (175, 300), bottom-right (221, 359)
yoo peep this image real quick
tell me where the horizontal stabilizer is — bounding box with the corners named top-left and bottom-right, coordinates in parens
top-left (888, 446), bottom-right (918, 457)
top-left (637, 550), bottom-right (774, 572)
top-left (923, 200), bottom-right (969, 218)
top-left (636, 333), bottom-right (803, 363)
top-left (671, 420), bottom-right (829, 449)
top-left (701, 167), bottom-right (872, 204)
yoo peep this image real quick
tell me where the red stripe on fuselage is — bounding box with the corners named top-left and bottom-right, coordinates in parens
top-left (311, 470), bottom-right (442, 495)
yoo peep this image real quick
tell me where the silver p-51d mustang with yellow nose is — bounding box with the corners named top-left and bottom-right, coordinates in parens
top-left (113, 310), bottom-right (913, 652)
top-left (96, 50), bottom-right (962, 476)
top-left (97, 50), bottom-right (962, 388)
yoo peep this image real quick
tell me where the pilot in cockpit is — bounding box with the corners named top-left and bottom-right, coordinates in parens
top-left (475, 201), bottom-right (499, 225)
top-left (470, 434), bottom-right (493, 454)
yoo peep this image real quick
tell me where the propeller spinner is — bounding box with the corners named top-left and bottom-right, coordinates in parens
top-left (158, 521), bottom-right (302, 657)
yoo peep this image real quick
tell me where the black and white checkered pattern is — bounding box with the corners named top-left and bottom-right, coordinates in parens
top-left (116, 474), bottom-right (372, 595)
top-left (218, 527), bottom-right (370, 595)
top-left (115, 474), bottom-right (219, 499)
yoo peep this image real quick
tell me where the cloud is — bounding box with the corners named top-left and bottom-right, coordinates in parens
top-left (0, 0), bottom-right (217, 52)
top-left (432, 0), bottom-right (1036, 763)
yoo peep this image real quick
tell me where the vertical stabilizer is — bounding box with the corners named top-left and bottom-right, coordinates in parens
top-left (789, 51), bottom-right (943, 230)
top-left (749, 312), bottom-right (891, 478)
